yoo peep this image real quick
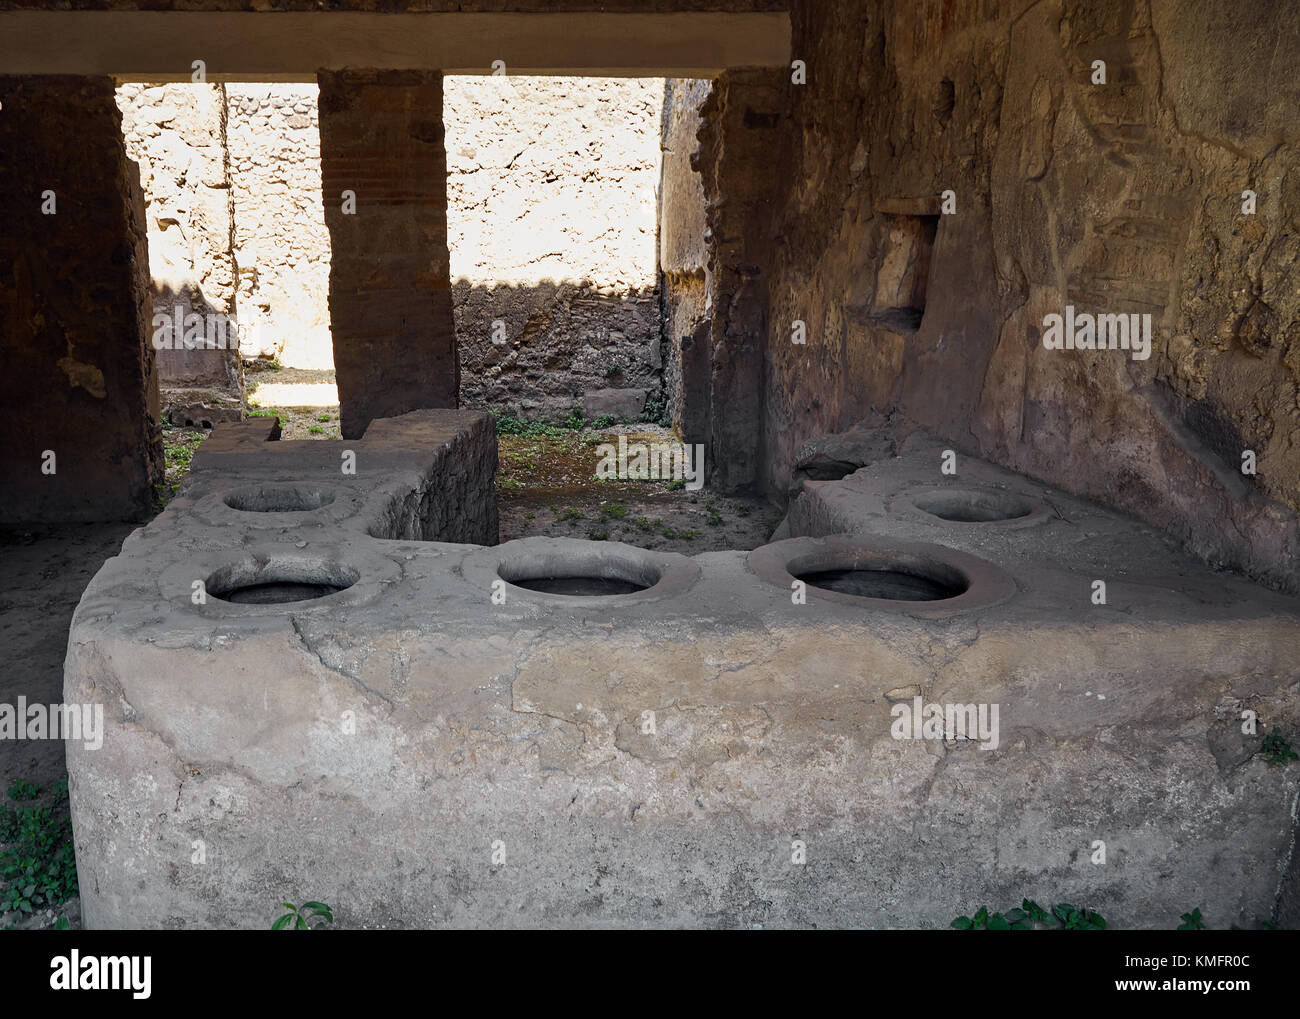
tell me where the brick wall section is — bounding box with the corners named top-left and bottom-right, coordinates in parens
top-left (0, 76), bottom-right (162, 521)
top-left (317, 69), bottom-right (458, 439)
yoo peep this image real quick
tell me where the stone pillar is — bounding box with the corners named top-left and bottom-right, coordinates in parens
top-left (318, 69), bottom-right (458, 439)
top-left (695, 69), bottom-right (790, 492)
top-left (659, 78), bottom-right (713, 443)
top-left (0, 76), bottom-right (162, 522)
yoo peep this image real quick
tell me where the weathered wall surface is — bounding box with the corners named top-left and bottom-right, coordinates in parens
top-left (226, 85), bottom-right (332, 368)
top-left (659, 78), bottom-right (713, 439)
top-left (765, 0), bottom-right (1300, 592)
top-left (445, 76), bottom-right (664, 421)
top-left (698, 68), bottom-right (790, 491)
top-left (116, 82), bottom-right (243, 425)
top-left (0, 76), bottom-right (162, 521)
top-left (115, 75), bottom-right (673, 415)
top-left (118, 83), bottom-right (331, 374)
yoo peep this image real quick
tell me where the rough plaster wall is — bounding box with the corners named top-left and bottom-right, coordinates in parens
top-left (115, 81), bottom-right (244, 426)
top-left (116, 84), bottom-right (331, 372)
top-left (659, 77), bottom-right (713, 439)
top-left (765, 0), bottom-right (1300, 592)
top-left (445, 76), bottom-right (665, 420)
top-left (226, 85), bottom-right (332, 368)
top-left (116, 84), bottom-right (237, 323)
top-left (111, 74), bottom-right (672, 405)
top-left (115, 82), bottom-right (243, 419)
top-left (0, 76), bottom-right (161, 521)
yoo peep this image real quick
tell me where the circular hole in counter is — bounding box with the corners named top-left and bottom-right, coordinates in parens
top-left (911, 489), bottom-right (1034, 523)
top-left (205, 557), bottom-right (359, 605)
top-left (794, 563), bottom-right (967, 601)
top-left (510, 576), bottom-right (649, 596)
top-left (223, 485), bottom-right (336, 513)
top-left (497, 547), bottom-right (660, 598)
top-left (748, 536), bottom-right (1016, 616)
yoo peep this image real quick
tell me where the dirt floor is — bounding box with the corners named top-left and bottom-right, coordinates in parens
top-left (1, 387), bottom-right (783, 929)
top-left (0, 523), bottom-right (134, 930)
top-left (245, 361), bottom-right (344, 441)
top-left (241, 365), bottom-right (784, 551)
top-left (495, 422), bottom-right (780, 552)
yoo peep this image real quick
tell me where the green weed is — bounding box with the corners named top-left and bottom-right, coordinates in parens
top-left (640, 394), bottom-right (670, 427)
top-left (247, 407), bottom-right (286, 427)
top-left (272, 901), bottom-right (334, 930)
top-left (952, 900), bottom-right (1106, 931)
top-left (0, 784), bottom-right (78, 916)
top-left (1261, 727), bottom-right (1298, 767)
top-left (6, 781), bottom-right (39, 802)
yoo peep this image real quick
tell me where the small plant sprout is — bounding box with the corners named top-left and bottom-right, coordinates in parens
top-left (952, 899), bottom-right (1106, 930)
top-left (272, 901), bottom-right (335, 930)
top-left (1260, 727), bottom-right (1297, 767)
top-left (0, 779), bottom-right (78, 915)
top-left (7, 780), bottom-right (39, 802)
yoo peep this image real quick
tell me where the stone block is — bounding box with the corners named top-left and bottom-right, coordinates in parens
top-left (581, 387), bottom-right (647, 421)
top-left (64, 420), bottom-right (1300, 928)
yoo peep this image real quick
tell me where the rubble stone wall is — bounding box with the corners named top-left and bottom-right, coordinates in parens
top-left (445, 76), bottom-right (665, 422)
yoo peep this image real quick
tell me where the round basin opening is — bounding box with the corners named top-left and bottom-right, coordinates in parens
top-left (749, 536), bottom-right (1014, 615)
top-left (911, 489), bottom-right (1033, 523)
top-left (510, 576), bottom-right (648, 596)
top-left (788, 548), bottom-right (970, 603)
top-left (795, 566), bottom-right (966, 601)
top-left (799, 458), bottom-right (860, 482)
top-left (223, 485), bottom-right (336, 513)
top-left (206, 557), bottom-right (359, 605)
top-left (498, 549), bottom-right (661, 598)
